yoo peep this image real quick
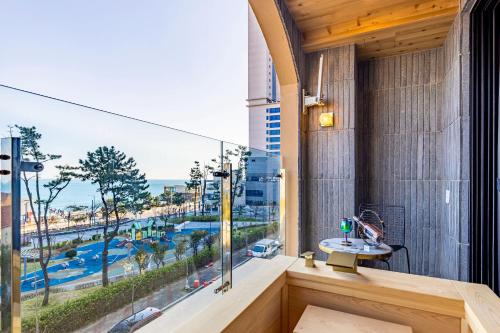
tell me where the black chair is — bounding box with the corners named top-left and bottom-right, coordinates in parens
top-left (357, 203), bottom-right (383, 233)
top-left (358, 203), bottom-right (385, 268)
top-left (358, 204), bottom-right (410, 273)
top-left (382, 205), bottom-right (410, 273)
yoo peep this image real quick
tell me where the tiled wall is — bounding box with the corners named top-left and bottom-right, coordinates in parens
top-left (295, 4), bottom-right (469, 278)
top-left (440, 16), bottom-right (470, 281)
top-left (303, 45), bottom-right (357, 258)
top-left (353, 16), bottom-right (469, 280)
top-left (357, 48), bottom-right (444, 276)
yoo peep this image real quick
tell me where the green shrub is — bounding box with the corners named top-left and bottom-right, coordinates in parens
top-left (65, 249), bottom-right (77, 259)
top-left (167, 214), bottom-right (218, 224)
top-left (91, 234), bottom-right (101, 241)
top-left (22, 247), bottom-right (219, 333)
top-left (21, 223), bottom-right (274, 333)
top-left (71, 238), bottom-right (82, 246)
top-left (232, 225), bottom-right (269, 250)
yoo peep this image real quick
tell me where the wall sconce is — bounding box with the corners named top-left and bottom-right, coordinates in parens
top-left (319, 112), bottom-right (334, 127)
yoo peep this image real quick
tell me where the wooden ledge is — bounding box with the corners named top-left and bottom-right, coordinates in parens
top-left (169, 255), bottom-right (297, 333)
top-left (287, 258), bottom-right (465, 318)
top-left (137, 256), bottom-right (500, 333)
top-left (453, 281), bottom-right (500, 333)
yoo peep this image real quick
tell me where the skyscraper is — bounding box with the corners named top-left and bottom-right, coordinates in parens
top-left (248, 7), bottom-right (280, 155)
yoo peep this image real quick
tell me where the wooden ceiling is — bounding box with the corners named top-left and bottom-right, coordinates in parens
top-left (285, 0), bottom-right (459, 59)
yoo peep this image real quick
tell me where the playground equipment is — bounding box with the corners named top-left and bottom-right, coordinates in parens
top-left (130, 222), bottom-right (143, 240)
top-left (146, 219), bottom-right (158, 238)
top-left (129, 220), bottom-right (165, 241)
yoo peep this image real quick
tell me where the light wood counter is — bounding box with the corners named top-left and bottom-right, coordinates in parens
top-left (137, 256), bottom-right (500, 333)
top-left (454, 281), bottom-right (500, 333)
top-left (287, 258), bottom-right (465, 317)
top-left (293, 305), bottom-right (412, 333)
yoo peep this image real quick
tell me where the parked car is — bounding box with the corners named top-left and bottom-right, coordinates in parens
top-left (108, 307), bottom-right (161, 333)
top-left (247, 239), bottom-right (280, 258)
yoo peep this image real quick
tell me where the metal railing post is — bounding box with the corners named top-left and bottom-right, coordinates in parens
top-left (220, 162), bottom-right (232, 293)
top-left (1, 137), bottom-right (22, 333)
top-left (279, 168), bottom-right (286, 253)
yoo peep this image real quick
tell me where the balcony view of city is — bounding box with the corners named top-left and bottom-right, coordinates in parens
top-left (1, 0), bottom-right (500, 333)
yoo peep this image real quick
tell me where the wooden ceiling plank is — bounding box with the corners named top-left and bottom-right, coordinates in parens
top-left (295, 0), bottom-right (454, 32)
top-left (285, 0), bottom-right (459, 58)
top-left (291, 0), bottom-right (412, 26)
top-left (394, 25), bottom-right (451, 42)
top-left (301, 0), bottom-right (458, 39)
top-left (302, 7), bottom-right (457, 52)
top-left (361, 32), bottom-right (447, 51)
top-left (358, 39), bottom-right (445, 59)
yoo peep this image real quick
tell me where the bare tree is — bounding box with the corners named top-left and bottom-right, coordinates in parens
top-left (17, 125), bottom-right (74, 306)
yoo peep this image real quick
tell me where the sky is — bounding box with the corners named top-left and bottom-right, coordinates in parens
top-left (0, 0), bottom-right (251, 179)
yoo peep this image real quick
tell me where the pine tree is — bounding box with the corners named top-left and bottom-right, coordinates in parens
top-left (185, 161), bottom-right (202, 216)
top-left (77, 146), bottom-right (149, 286)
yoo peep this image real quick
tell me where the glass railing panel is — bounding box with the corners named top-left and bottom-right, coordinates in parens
top-left (0, 86), bottom-right (224, 332)
top-left (221, 142), bottom-right (282, 275)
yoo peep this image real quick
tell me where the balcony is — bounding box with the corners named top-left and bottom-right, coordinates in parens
top-left (1, 0), bottom-right (500, 332)
top-left (138, 256), bottom-right (500, 333)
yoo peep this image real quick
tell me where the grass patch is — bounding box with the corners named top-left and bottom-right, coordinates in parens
top-left (21, 247), bottom-right (219, 333)
top-left (21, 258), bottom-right (71, 275)
top-left (21, 223), bottom-right (276, 332)
top-left (22, 287), bottom-right (99, 319)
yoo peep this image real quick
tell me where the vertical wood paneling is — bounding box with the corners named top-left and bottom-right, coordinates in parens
top-left (305, 45), bottom-right (357, 258)
top-left (358, 48), bottom-right (443, 276)
top-left (300, 12), bottom-right (467, 280)
top-left (440, 15), bottom-right (469, 281)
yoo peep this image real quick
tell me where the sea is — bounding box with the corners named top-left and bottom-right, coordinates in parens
top-left (21, 179), bottom-right (187, 210)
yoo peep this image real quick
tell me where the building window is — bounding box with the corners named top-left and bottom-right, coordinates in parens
top-left (266, 137), bottom-right (280, 143)
top-left (266, 129), bottom-right (280, 135)
top-left (266, 122), bottom-right (280, 128)
top-left (266, 107), bottom-right (280, 114)
top-left (246, 190), bottom-right (264, 197)
top-left (266, 115), bottom-right (280, 121)
top-left (266, 144), bottom-right (280, 150)
top-left (271, 63), bottom-right (277, 102)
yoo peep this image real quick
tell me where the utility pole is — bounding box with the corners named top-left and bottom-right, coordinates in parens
top-left (91, 197), bottom-right (95, 226)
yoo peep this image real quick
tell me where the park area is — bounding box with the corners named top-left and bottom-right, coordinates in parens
top-left (20, 221), bottom-right (278, 333)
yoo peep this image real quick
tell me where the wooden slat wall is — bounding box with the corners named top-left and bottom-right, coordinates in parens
top-left (356, 14), bottom-right (468, 279)
top-left (304, 45), bottom-right (357, 258)
top-left (440, 16), bottom-right (469, 281)
top-left (358, 48), bottom-right (444, 276)
top-left (291, 0), bottom-right (469, 278)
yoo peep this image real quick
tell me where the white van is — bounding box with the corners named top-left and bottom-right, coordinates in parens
top-left (247, 239), bottom-right (279, 258)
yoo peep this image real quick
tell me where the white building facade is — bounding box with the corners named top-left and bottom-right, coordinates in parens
top-left (248, 7), bottom-right (281, 155)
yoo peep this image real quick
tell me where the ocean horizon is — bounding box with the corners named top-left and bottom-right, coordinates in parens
top-left (21, 179), bottom-right (188, 210)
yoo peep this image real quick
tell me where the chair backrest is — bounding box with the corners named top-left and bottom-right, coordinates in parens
top-left (358, 203), bottom-right (384, 238)
top-left (359, 203), bottom-right (382, 217)
top-left (382, 205), bottom-right (406, 247)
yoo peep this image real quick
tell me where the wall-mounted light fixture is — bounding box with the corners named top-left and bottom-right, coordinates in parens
top-left (303, 53), bottom-right (334, 127)
top-left (319, 112), bottom-right (334, 127)
top-left (303, 54), bottom-right (325, 114)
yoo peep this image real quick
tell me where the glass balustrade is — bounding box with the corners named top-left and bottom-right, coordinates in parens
top-left (0, 85), bottom-right (284, 332)
top-left (222, 142), bottom-right (282, 272)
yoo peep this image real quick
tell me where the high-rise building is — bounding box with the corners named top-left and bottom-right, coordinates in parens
top-left (247, 7), bottom-right (280, 155)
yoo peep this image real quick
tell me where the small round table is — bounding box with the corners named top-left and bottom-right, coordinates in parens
top-left (319, 238), bottom-right (392, 261)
